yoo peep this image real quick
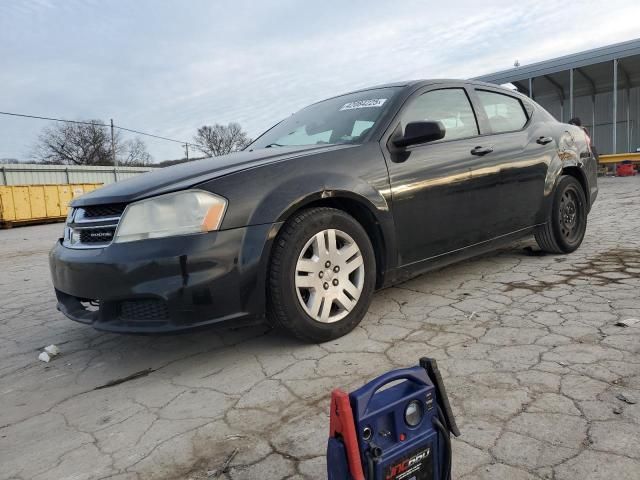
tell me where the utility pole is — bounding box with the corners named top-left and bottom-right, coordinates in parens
top-left (110, 118), bottom-right (117, 167)
top-left (613, 59), bottom-right (618, 154)
top-left (184, 143), bottom-right (189, 161)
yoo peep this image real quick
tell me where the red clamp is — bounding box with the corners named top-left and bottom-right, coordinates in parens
top-left (329, 389), bottom-right (365, 480)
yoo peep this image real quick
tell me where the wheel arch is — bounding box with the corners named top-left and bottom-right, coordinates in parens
top-left (561, 165), bottom-right (590, 210)
top-left (273, 191), bottom-right (391, 289)
top-left (554, 125), bottom-right (592, 210)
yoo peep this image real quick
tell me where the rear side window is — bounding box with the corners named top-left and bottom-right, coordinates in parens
top-left (476, 90), bottom-right (528, 133)
top-left (401, 88), bottom-right (478, 141)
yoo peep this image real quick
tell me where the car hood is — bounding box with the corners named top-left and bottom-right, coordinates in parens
top-left (71, 144), bottom-right (355, 207)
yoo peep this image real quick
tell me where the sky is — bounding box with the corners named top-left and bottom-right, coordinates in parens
top-left (1, 0), bottom-right (640, 162)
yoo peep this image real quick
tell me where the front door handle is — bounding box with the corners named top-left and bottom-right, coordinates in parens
top-left (470, 146), bottom-right (493, 156)
top-left (537, 136), bottom-right (553, 145)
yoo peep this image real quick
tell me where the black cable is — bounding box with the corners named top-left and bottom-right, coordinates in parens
top-left (0, 111), bottom-right (108, 127)
top-left (366, 451), bottom-right (375, 480)
top-left (433, 416), bottom-right (452, 480)
top-left (114, 125), bottom-right (199, 147)
top-left (437, 405), bottom-right (447, 431)
top-left (437, 406), bottom-right (453, 480)
top-left (0, 110), bottom-right (199, 147)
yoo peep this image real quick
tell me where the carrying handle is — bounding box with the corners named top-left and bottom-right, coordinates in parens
top-left (352, 367), bottom-right (430, 414)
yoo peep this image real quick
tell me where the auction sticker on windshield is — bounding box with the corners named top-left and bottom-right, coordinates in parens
top-left (340, 98), bottom-right (387, 110)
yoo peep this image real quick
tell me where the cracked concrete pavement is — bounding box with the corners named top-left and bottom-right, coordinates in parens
top-left (1, 176), bottom-right (639, 480)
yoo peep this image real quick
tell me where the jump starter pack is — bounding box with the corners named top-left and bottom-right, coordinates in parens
top-left (327, 357), bottom-right (459, 480)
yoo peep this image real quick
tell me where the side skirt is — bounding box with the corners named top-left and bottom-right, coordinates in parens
top-left (381, 225), bottom-right (540, 287)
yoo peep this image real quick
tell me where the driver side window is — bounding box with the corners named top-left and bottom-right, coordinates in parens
top-left (401, 88), bottom-right (479, 141)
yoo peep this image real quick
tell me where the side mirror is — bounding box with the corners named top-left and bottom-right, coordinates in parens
top-left (393, 121), bottom-right (445, 148)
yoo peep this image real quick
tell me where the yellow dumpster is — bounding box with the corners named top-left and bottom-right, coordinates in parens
top-left (0, 183), bottom-right (102, 228)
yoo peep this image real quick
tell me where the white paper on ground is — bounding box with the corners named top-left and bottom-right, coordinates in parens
top-left (44, 344), bottom-right (60, 356)
top-left (616, 318), bottom-right (640, 327)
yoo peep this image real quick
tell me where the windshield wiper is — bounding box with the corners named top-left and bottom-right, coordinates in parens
top-left (264, 143), bottom-right (285, 148)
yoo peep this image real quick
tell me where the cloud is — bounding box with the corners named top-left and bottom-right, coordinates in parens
top-left (1, 0), bottom-right (639, 161)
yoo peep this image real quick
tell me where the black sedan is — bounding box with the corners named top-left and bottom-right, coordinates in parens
top-left (50, 79), bottom-right (597, 342)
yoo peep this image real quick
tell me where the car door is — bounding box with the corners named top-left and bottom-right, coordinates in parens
top-left (465, 87), bottom-right (553, 238)
top-left (383, 86), bottom-right (485, 266)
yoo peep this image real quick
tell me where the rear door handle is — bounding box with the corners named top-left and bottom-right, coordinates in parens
top-left (470, 146), bottom-right (493, 156)
top-left (537, 136), bottom-right (553, 145)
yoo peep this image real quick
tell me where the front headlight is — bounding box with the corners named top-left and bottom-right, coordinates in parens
top-left (113, 190), bottom-right (227, 243)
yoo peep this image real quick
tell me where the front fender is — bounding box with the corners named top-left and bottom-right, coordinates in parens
top-left (197, 143), bottom-right (397, 269)
top-left (266, 173), bottom-right (391, 223)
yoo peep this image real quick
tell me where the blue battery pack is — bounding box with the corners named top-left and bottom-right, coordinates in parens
top-left (350, 366), bottom-right (440, 479)
top-left (327, 358), bottom-right (458, 480)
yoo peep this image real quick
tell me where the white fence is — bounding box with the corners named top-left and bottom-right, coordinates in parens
top-left (0, 164), bottom-right (155, 186)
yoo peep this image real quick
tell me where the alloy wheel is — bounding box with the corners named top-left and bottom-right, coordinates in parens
top-left (294, 229), bottom-right (365, 323)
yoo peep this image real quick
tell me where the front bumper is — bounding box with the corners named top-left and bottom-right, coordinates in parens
top-left (49, 224), bottom-right (278, 333)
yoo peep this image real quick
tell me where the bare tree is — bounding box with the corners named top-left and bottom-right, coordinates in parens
top-left (34, 121), bottom-right (110, 165)
top-left (193, 123), bottom-right (251, 157)
top-left (33, 120), bottom-right (152, 166)
top-left (117, 138), bottom-right (152, 166)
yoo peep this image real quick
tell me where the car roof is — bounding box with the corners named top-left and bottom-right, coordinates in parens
top-left (327, 79), bottom-right (525, 99)
top-left (304, 79), bottom-right (531, 110)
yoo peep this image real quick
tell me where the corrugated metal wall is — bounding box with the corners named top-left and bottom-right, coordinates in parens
top-left (0, 164), bottom-right (155, 186)
top-left (536, 86), bottom-right (640, 154)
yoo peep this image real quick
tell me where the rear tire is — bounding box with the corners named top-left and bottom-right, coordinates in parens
top-left (268, 207), bottom-right (376, 343)
top-left (535, 175), bottom-right (587, 254)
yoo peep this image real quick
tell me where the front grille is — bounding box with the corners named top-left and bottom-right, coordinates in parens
top-left (83, 204), bottom-right (127, 218)
top-left (63, 204), bottom-right (126, 249)
top-left (79, 227), bottom-right (116, 244)
top-left (120, 300), bottom-right (169, 321)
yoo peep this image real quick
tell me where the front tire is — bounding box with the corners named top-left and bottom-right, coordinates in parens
top-left (268, 207), bottom-right (376, 343)
top-left (535, 175), bottom-right (587, 253)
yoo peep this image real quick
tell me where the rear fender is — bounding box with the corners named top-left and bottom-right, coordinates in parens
top-left (539, 127), bottom-right (591, 222)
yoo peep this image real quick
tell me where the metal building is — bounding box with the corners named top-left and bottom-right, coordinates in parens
top-left (475, 38), bottom-right (640, 155)
top-left (0, 163), bottom-right (154, 186)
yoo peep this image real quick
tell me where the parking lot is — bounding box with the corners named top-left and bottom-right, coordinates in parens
top-left (0, 176), bottom-right (638, 480)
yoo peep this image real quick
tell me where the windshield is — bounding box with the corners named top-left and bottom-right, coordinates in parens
top-left (249, 87), bottom-right (401, 149)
